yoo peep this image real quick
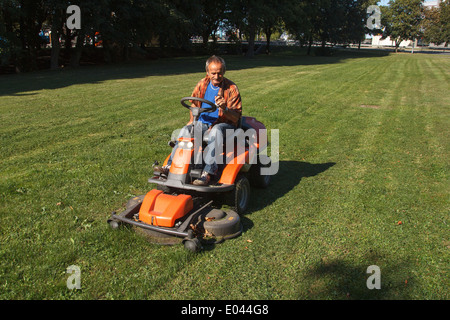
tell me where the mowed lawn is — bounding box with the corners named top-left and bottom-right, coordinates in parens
top-left (0, 49), bottom-right (448, 300)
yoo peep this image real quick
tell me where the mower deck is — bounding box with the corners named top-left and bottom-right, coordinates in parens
top-left (108, 192), bottom-right (242, 251)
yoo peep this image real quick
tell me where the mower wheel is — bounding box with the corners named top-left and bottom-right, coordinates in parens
top-left (109, 220), bottom-right (120, 230)
top-left (183, 238), bottom-right (202, 252)
top-left (227, 175), bottom-right (250, 215)
top-left (249, 155), bottom-right (271, 188)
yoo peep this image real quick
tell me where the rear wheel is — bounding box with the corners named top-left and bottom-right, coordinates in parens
top-left (249, 155), bottom-right (271, 188)
top-left (227, 175), bottom-right (250, 215)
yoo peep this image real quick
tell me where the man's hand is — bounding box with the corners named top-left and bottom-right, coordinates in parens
top-left (215, 95), bottom-right (226, 109)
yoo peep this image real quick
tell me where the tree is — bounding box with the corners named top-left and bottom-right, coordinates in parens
top-left (283, 0), bottom-right (309, 48)
top-left (422, 5), bottom-right (442, 44)
top-left (382, 0), bottom-right (424, 53)
top-left (344, 0), bottom-right (379, 49)
top-left (197, 0), bottom-right (226, 49)
top-left (422, 0), bottom-right (450, 46)
top-left (156, 0), bottom-right (201, 50)
top-left (228, 0), bottom-right (264, 57)
top-left (283, 0), bottom-right (374, 55)
top-left (225, 0), bottom-right (284, 57)
top-left (441, 0), bottom-right (450, 44)
top-left (0, 0), bottom-right (20, 67)
top-left (260, 0), bottom-right (285, 54)
top-left (283, 0), bottom-right (325, 55)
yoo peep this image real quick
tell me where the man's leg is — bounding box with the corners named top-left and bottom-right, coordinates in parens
top-left (193, 122), bottom-right (236, 185)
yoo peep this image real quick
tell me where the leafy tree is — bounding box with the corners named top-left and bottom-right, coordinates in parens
top-left (0, 0), bottom-right (49, 70)
top-left (441, 0), bottom-right (450, 44)
top-left (382, 0), bottom-right (424, 53)
top-left (227, 0), bottom-right (265, 57)
top-left (422, 5), bottom-right (442, 44)
top-left (0, 0), bottom-right (20, 66)
top-left (344, 0), bottom-right (379, 48)
top-left (46, 1), bottom-right (67, 70)
top-left (224, 0), bottom-right (287, 57)
top-left (156, 0), bottom-right (201, 50)
top-left (260, 0), bottom-right (285, 54)
top-left (197, 0), bottom-right (226, 49)
top-left (422, 0), bottom-right (450, 46)
top-left (283, 0), bottom-right (309, 47)
top-left (283, 0), bottom-right (325, 55)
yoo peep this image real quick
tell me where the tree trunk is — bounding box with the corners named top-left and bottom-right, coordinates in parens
top-left (70, 29), bottom-right (85, 67)
top-left (307, 35), bottom-right (313, 55)
top-left (265, 29), bottom-right (272, 54)
top-left (50, 10), bottom-right (63, 70)
top-left (122, 44), bottom-right (129, 62)
top-left (103, 39), bottom-right (112, 64)
top-left (64, 28), bottom-right (73, 62)
top-left (50, 35), bottom-right (60, 69)
top-left (246, 26), bottom-right (256, 57)
top-left (202, 30), bottom-right (210, 48)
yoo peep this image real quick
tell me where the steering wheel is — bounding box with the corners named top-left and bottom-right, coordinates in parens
top-left (180, 97), bottom-right (218, 117)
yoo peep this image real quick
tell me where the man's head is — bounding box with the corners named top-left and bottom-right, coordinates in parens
top-left (206, 55), bottom-right (226, 87)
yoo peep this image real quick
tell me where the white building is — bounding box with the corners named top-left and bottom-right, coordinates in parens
top-left (371, 36), bottom-right (412, 47)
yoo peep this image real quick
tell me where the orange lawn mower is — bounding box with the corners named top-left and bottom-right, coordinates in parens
top-left (108, 97), bottom-right (273, 252)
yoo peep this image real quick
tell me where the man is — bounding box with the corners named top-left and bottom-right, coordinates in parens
top-left (154, 55), bottom-right (242, 186)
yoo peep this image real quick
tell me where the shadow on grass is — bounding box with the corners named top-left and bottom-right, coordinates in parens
top-left (246, 161), bottom-right (414, 299)
top-left (202, 160), bottom-right (335, 252)
top-left (302, 252), bottom-right (415, 300)
top-left (0, 49), bottom-right (389, 97)
top-left (248, 160), bottom-right (336, 214)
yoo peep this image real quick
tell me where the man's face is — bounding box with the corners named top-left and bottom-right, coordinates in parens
top-left (207, 62), bottom-right (224, 87)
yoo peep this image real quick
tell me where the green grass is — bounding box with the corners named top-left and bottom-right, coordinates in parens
top-left (0, 49), bottom-right (448, 300)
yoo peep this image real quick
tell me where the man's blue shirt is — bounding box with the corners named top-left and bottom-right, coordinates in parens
top-left (198, 82), bottom-right (220, 126)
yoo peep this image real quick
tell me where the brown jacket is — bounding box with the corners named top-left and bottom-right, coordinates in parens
top-left (189, 76), bottom-right (242, 127)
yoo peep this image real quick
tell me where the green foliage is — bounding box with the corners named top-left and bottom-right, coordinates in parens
top-left (0, 0), bottom-right (387, 70)
top-left (284, 0), bottom-right (376, 52)
top-left (381, 0), bottom-right (424, 50)
top-left (2, 0), bottom-right (447, 70)
top-left (442, 0), bottom-right (450, 43)
top-left (422, 1), bottom-right (450, 44)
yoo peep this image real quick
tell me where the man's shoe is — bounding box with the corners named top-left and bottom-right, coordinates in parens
top-left (192, 171), bottom-right (211, 186)
top-left (153, 165), bottom-right (170, 175)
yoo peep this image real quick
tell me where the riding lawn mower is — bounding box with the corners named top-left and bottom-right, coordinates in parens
top-left (108, 97), bottom-right (273, 252)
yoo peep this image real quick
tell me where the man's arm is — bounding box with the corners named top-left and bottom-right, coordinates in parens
top-left (217, 83), bottom-right (242, 125)
top-left (215, 95), bottom-right (240, 124)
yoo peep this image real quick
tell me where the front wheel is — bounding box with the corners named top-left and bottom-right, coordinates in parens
top-left (184, 238), bottom-right (202, 252)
